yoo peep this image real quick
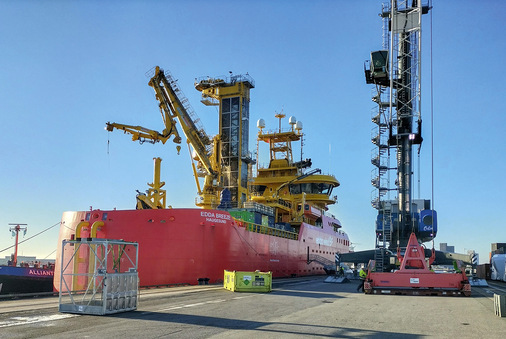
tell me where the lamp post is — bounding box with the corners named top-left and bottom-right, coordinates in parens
top-left (8, 223), bottom-right (27, 267)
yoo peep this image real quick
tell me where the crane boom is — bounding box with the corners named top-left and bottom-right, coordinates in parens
top-left (105, 122), bottom-right (176, 144)
top-left (148, 66), bottom-right (216, 176)
top-left (106, 66), bottom-right (224, 209)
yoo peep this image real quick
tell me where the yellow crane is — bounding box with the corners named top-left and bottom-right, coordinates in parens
top-left (106, 66), bottom-right (222, 209)
top-left (148, 66), bottom-right (222, 208)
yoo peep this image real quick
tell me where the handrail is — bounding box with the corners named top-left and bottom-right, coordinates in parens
top-left (234, 218), bottom-right (298, 240)
top-left (75, 221), bottom-right (90, 239)
top-left (90, 221), bottom-right (104, 238)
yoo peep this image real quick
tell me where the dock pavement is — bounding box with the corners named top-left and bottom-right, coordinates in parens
top-left (0, 276), bottom-right (504, 338)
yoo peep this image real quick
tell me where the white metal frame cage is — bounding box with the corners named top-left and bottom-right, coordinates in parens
top-left (58, 238), bottom-right (139, 315)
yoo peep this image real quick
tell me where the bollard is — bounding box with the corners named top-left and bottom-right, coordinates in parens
top-left (494, 294), bottom-right (506, 317)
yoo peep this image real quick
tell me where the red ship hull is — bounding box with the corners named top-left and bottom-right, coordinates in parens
top-left (54, 208), bottom-right (349, 290)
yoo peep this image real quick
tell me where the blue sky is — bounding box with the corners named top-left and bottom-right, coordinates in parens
top-left (0, 1), bottom-right (504, 264)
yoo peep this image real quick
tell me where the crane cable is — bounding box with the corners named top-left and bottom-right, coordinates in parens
top-left (429, 0), bottom-right (435, 251)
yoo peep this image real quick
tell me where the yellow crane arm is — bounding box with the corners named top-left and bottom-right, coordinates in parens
top-left (148, 66), bottom-right (216, 176)
top-left (105, 121), bottom-right (181, 145)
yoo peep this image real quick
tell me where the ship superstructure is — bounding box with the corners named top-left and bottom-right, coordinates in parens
top-left (105, 66), bottom-right (342, 231)
top-left (250, 113), bottom-right (340, 231)
top-left (54, 66), bottom-right (350, 289)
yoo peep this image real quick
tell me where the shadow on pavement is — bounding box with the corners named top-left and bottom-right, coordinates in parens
top-left (115, 311), bottom-right (424, 338)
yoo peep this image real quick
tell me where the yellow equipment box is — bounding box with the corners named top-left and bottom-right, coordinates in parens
top-left (223, 270), bottom-right (272, 292)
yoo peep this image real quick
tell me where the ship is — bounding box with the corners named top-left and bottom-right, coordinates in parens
top-left (0, 224), bottom-right (54, 295)
top-left (0, 266), bottom-right (54, 295)
top-left (54, 67), bottom-right (350, 290)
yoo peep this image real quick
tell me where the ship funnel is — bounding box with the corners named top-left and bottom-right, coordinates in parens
top-left (257, 119), bottom-right (265, 129)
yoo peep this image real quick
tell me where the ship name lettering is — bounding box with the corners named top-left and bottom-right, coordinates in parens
top-left (205, 217), bottom-right (227, 224)
top-left (215, 213), bottom-right (231, 220)
top-left (201, 211), bottom-right (231, 220)
top-left (28, 269), bottom-right (54, 276)
top-left (316, 237), bottom-right (334, 246)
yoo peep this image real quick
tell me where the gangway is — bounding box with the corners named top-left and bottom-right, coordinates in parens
top-left (307, 254), bottom-right (336, 274)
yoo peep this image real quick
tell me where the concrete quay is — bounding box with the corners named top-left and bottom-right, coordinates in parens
top-left (0, 277), bottom-right (504, 338)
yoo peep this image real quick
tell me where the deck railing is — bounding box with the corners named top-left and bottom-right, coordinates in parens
top-left (234, 219), bottom-right (298, 241)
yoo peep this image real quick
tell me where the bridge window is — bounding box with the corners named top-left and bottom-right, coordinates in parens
top-left (289, 184), bottom-right (302, 194)
top-left (289, 183), bottom-right (333, 195)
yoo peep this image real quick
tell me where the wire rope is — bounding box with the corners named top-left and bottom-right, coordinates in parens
top-left (429, 0), bottom-right (435, 250)
top-left (43, 249), bottom-right (57, 259)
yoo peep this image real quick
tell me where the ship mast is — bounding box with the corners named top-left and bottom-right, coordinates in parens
top-left (8, 223), bottom-right (27, 267)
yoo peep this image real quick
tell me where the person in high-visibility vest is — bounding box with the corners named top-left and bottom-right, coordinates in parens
top-left (357, 267), bottom-right (367, 292)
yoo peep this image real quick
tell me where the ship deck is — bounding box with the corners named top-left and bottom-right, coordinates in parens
top-left (0, 277), bottom-right (505, 338)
